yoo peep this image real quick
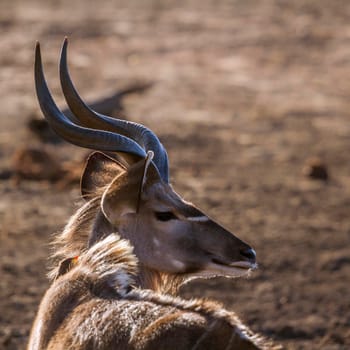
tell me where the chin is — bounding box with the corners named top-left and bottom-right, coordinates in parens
top-left (182, 261), bottom-right (257, 285)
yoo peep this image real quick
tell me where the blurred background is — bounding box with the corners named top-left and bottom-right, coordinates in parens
top-left (0, 0), bottom-right (349, 349)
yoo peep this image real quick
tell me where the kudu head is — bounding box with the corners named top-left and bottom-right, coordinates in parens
top-left (35, 39), bottom-right (257, 286)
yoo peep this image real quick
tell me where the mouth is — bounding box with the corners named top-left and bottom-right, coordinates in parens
top-left (185, 257), bottom-right (257, 281)
top-left (204, 257), bottom-right (257, 278)
top-left (212, 258), bottom-right (256, 270)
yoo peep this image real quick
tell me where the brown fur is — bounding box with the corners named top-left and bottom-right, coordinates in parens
top-left (29, 235), bottom-right (277, 350)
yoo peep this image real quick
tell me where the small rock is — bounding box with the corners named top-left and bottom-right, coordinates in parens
top-left (302, 157), bottom-right (329, 181)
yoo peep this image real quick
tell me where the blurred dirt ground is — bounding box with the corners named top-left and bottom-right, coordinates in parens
top-left (0, 1), bottom-right (350, 349)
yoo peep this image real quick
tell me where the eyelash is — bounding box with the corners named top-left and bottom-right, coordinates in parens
top-left (154, 211), bottom-right (178, 222)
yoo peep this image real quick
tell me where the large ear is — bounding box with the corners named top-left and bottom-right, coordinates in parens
top-left (81, 152), bottom-right (127, 199)
top-left (101, 151), bottom-right (160, 225)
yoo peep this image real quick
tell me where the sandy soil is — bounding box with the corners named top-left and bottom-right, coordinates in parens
top-left (0, 1), bottom-right (349, 349)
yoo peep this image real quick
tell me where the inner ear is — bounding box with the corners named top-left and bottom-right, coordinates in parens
top-left (81, 152), bottom-right (127, 199)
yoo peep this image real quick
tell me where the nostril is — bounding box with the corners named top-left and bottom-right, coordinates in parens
top-left (240, 248), bottom-right (256, 262)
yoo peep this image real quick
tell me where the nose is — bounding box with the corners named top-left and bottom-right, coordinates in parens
top-left (239, 247), bottom-right (256, 263)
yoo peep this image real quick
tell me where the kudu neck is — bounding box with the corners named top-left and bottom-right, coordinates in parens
top-left (136, 265), bottom-right (183, 296)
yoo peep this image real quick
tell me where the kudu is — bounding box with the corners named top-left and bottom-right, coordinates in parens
top-left (28, 39), bottom-right (276, 350)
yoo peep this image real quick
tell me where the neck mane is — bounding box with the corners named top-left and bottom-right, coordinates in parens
top-left (49, 197), bottom-right (184, 295)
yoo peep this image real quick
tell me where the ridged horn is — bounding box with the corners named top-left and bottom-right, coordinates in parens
top-left (34, 42), bottom-right (148, 160)
top-left (59, 38), bottom-right (169, 182)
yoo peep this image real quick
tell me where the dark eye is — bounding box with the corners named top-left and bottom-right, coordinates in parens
top-left (155, 211), bottom-right (177, 221)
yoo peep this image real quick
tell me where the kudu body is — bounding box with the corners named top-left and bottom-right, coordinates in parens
top-left (28, 39), bottom-right (276, 350)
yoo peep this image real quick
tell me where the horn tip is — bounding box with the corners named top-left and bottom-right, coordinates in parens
top-left (61, 37), bottom-right (69, 61)
top-left (35, 41), bottom-right (40, 52)
top-left (35, 41), bottom-right (42, 65)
